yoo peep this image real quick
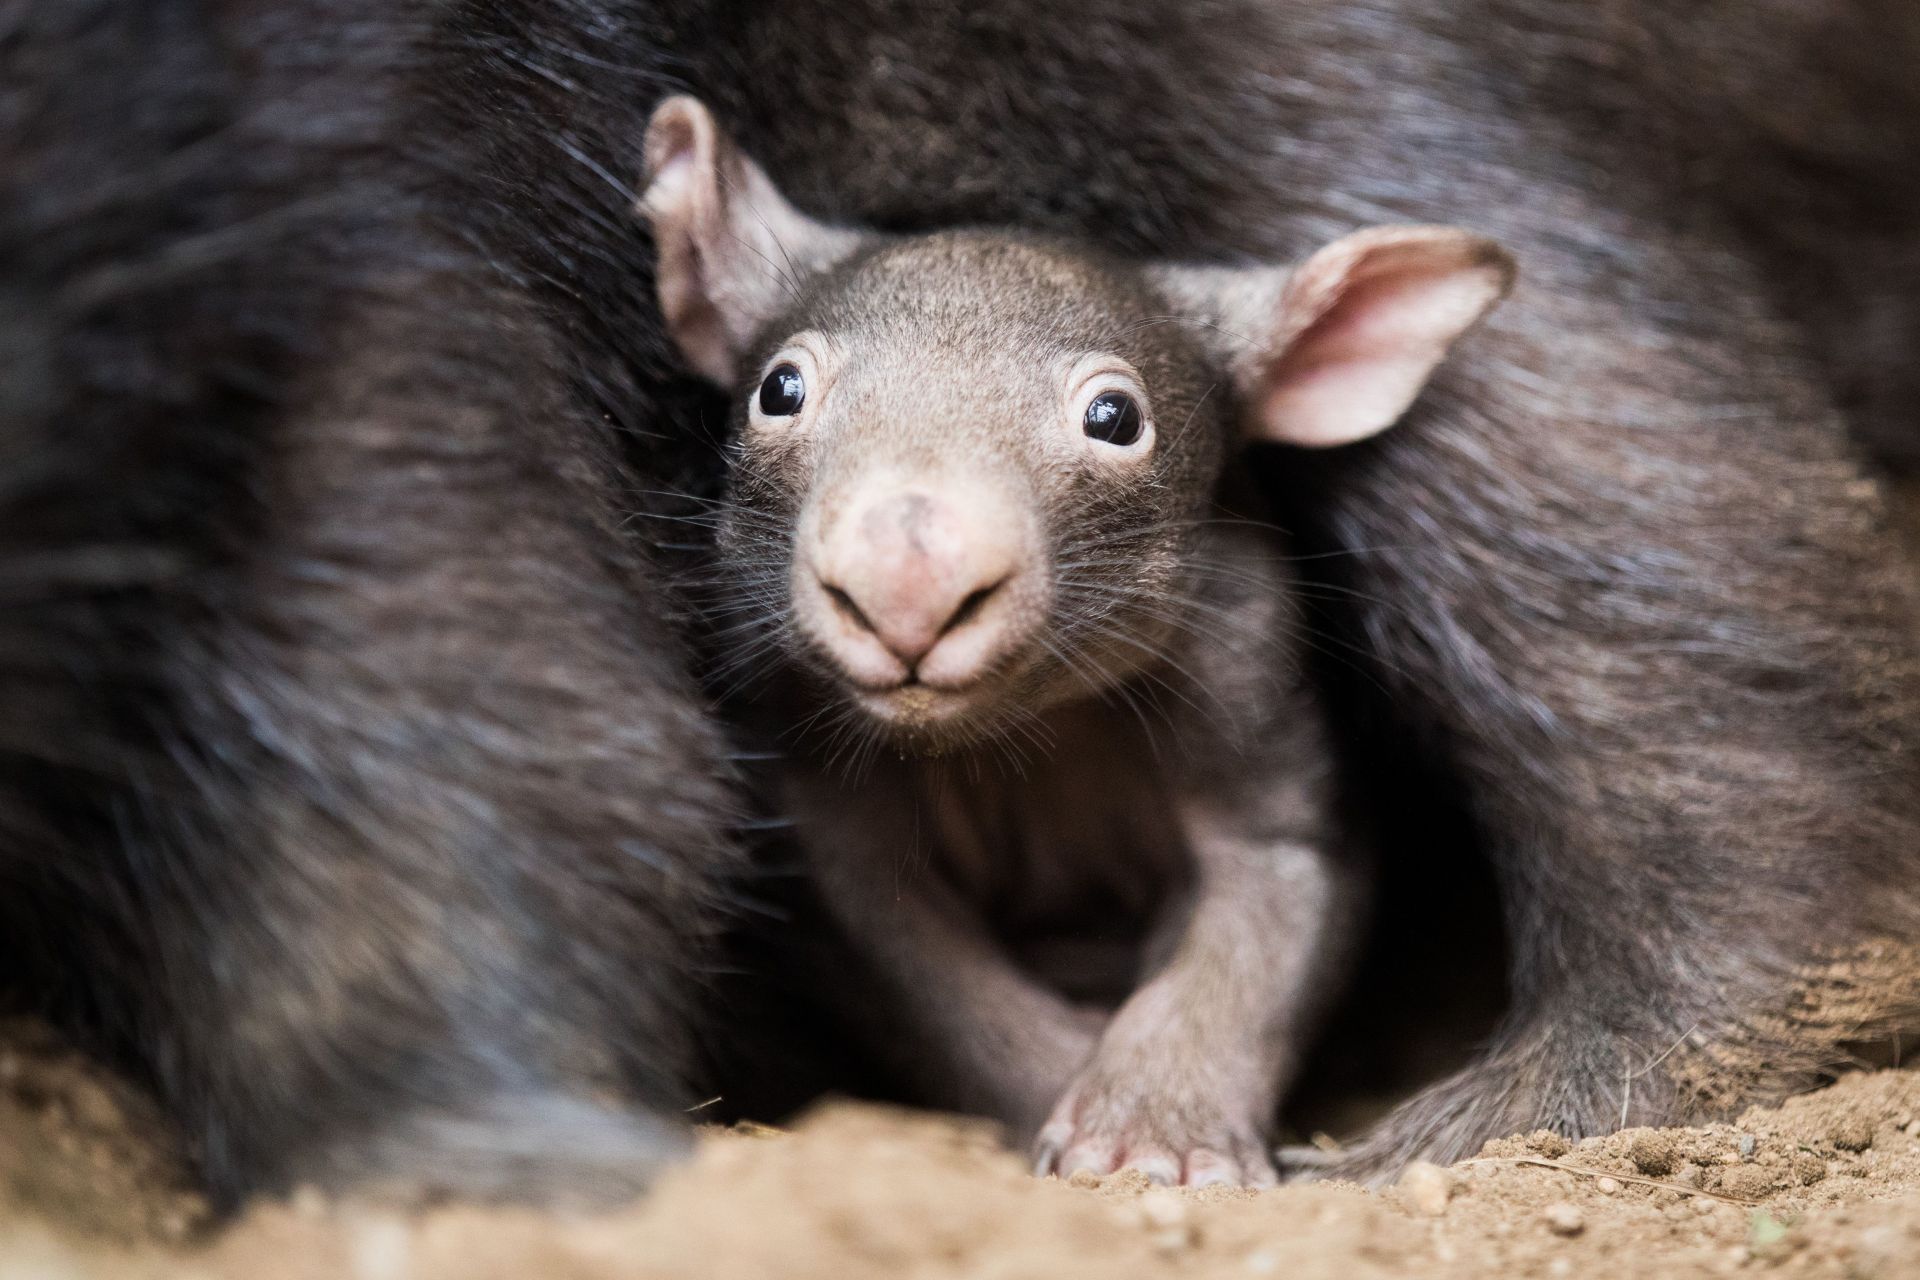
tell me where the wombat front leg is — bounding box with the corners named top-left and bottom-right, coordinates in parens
top-left (1033, 796), bottom-right (1367, 1187)
top-left (785, 773), bottom-right (1101, 1135)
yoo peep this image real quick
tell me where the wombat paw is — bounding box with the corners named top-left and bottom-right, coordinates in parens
top-left (1031, 1077), bottom-right (1276, 1188)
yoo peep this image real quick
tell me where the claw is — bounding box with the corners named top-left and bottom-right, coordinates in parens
top-left (1031, 1128), bottom-right (1068, 1177)
top-left (1060, 1137), bottom-right (1120, 1178)
top-left (1242, 1154), bottom-right (1281, 1189)
top-left (1121, 1150), bottom-right (1181, 1186)
top-left (1185, 1150), bottom-right (1238, 1188)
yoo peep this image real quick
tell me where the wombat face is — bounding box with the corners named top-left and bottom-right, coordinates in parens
top-left (717, 232), bottom-right (1229, 747)
top-left (639, 96), bottom-right (1514, 752)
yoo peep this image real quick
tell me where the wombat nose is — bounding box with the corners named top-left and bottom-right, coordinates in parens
top-left (824, 574), bottom-right (1006, 666)
top-left (813, 488), bottom-right (1023, 676)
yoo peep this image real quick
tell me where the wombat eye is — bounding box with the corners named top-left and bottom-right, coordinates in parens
top-left (757, 363), bottom-right (806, 416)
top-left (1083, 390), bottom-right (1143, 446)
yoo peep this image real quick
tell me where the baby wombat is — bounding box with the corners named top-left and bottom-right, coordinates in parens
top-left (640, 97), bottom-right (1513, 1186)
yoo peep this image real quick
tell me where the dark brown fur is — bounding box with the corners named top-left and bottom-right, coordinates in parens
top-left (0, 0), bottom-right (743, 1206)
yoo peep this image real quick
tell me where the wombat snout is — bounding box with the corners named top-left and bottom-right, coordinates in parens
top-left (802, 483), bottom-right (1034, 690)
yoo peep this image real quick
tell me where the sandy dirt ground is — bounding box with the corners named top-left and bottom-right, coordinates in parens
top-left (1, 1016), bottom-right (1917, 1280)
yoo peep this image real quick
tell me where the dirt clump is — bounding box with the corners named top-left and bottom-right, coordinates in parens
top-left (1, 1021), bottom-right (1918, 1279)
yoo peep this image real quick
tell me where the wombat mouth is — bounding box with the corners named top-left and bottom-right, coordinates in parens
top-left (831, 659), bottom-right (1052, 757)
top-left (850, 681), bottom-right (993, 736)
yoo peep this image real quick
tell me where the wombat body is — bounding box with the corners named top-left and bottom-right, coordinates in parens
top-left (639, 96), bottom-right (1515, 1184)
top-left (770, 526), bottom-right (1353, 1187)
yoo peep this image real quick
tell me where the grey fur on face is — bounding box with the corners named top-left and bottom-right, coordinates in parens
top-left (724, 232), bottom-right (1227, 748)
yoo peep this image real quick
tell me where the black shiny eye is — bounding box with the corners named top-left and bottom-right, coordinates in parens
top-left (1083, 390), bottom-right (1144, 446)
top-left (757, 362), bottom-right (806, 416)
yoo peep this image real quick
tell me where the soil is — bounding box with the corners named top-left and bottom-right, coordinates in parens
top-left (2, 1017), bottom-right (1918, 1280)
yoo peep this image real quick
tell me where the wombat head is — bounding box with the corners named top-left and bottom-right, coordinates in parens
top-left (640, 96), bottom-right (1512, 752)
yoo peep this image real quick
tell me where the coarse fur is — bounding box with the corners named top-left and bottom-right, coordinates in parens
top-left (0, 0), bottom-right (744, 1207)
top-left (5, 0), bottom-right (1920, 1205)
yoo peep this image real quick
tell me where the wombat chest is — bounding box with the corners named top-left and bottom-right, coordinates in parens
top-left (911, 702), bottom-right (1194, 1002)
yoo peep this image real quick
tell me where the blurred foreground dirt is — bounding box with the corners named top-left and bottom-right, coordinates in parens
top-left (0, 1017), bottom-right (1917, 1280)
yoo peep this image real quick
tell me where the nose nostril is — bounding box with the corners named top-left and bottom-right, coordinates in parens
top-left (821, 582), bottom-right (876, 635)
top-left (940, 577), bottom-right (1006, 638)
top-left (816, 565), bottom-right (1010, 674)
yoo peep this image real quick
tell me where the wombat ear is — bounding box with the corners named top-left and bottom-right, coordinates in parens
top-left (638, 97), bottom-right (870, 385)
top-left (1157, 227), bottom-right (1514, 447)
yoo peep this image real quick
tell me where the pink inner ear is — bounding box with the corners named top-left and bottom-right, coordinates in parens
top-left (1256, 237), bottom-right (1508, 448)
top-left (649, 148), bottom-right (694, 197)
top-left (643, 98), bottom-right (707, 190)
top-left (640, 99), bottom-right (744, 384)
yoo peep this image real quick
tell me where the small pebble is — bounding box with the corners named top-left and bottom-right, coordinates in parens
top-left (158, 1206), bottom-right (199, 1242)
top-left (290, 1185), bottom-right (330, 1219)
top-left (1150, 1226), bottom-right (1193, 1257)
top-left (1397, 1161), bottom-right (1455, 1217)
top-left (348, 1214), bottom-right (412, 1280)
top-left (1543, 1202), bottom-right (1585, 1236)
top-left (1737, 1134), bottom-right (1757, 1159)
top-left (1138, 1190), bottom-right (1189, 1231)
top-left (1595, 1177), bottom-right (1621, 1196)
